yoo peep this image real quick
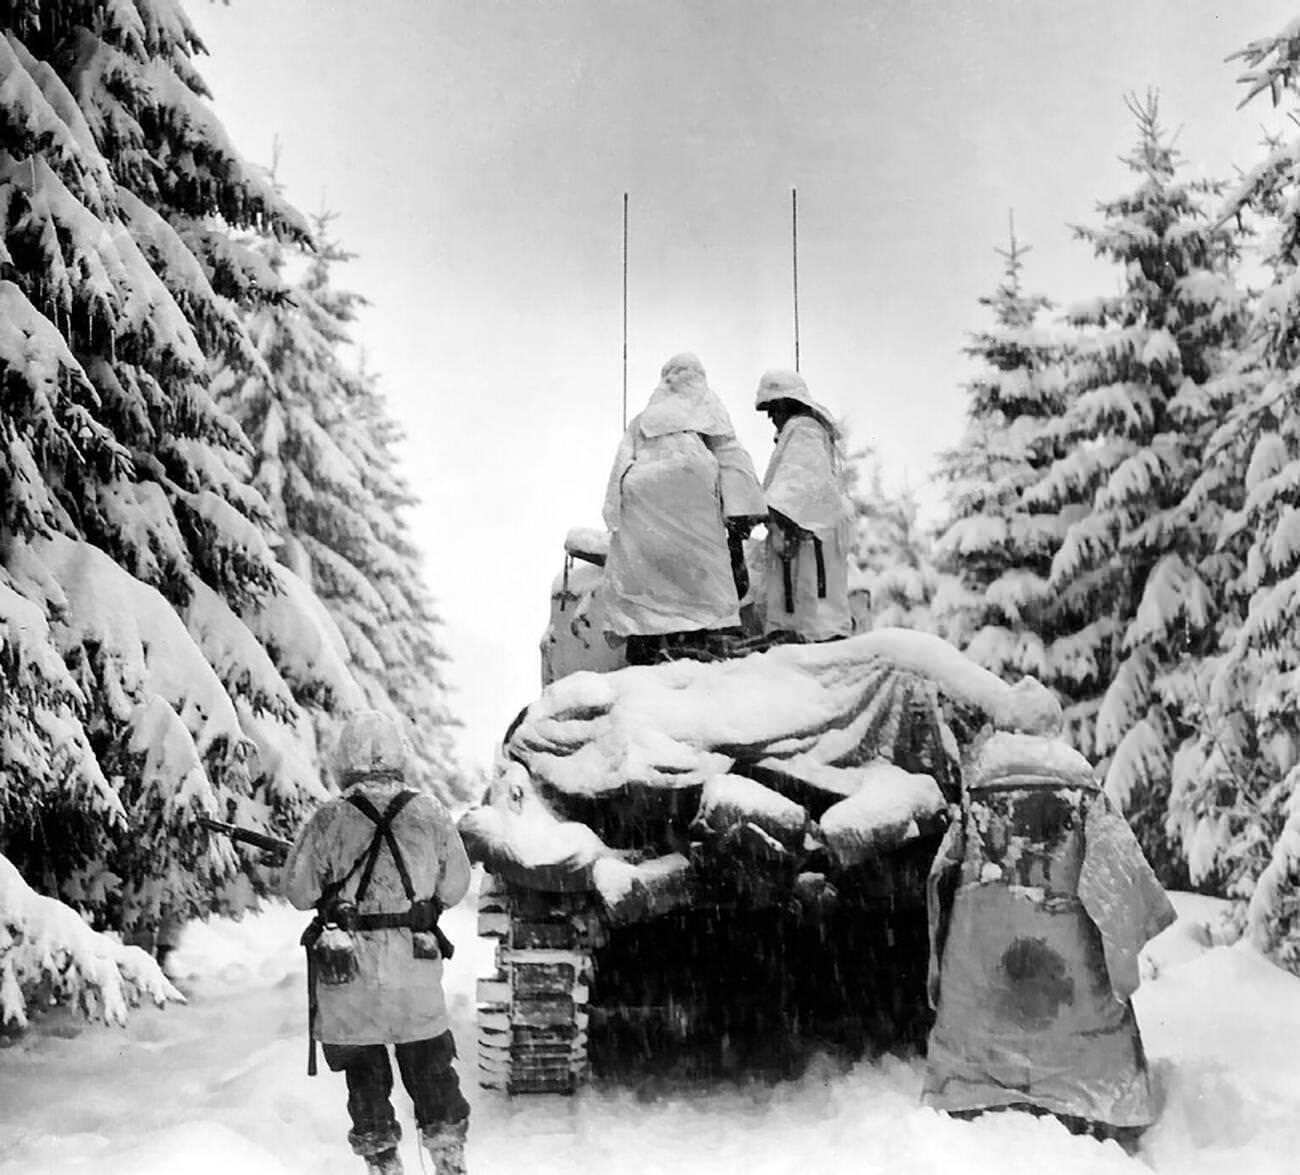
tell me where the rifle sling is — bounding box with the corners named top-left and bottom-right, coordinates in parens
top-left (781, 553), bottom-right (795, 613)
top-left (779, 534), bottom-right (827, 610)
top-left (305, 947), bottom-right (319, 1077)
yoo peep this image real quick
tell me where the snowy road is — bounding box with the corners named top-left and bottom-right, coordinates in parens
top-left (1, 887), bottom-right (1297, 1175)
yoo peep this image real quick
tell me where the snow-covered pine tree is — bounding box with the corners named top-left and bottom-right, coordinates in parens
top-left (1185, 22), bottom-right (1300, 968)
top-left (1024, 93), bottom-right (1248, 882)
top-left (338, 353), bottom-right (464, 799)
top-left (843, 437), bottom-right (938, 633)
top-left (932, 216), bottom-right (1069, 676)
top-left (0, 0), bottom-right (366, 1011)
top-left (211, 215), bottom-right (462, 802)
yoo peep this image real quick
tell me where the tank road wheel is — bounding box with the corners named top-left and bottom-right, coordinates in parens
top-left (476, 875), bottom-right (597, 1094)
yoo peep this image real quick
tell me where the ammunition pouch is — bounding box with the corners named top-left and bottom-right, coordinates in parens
top-left (331, 898), bottom-right (456, 961)
top-left (410, 897), bottom-right (449, 961)
top-left (303, 907), bottom-right (361, 987)
top-left (325, 900), bottom-right (360, 932)
top-left (410, 897), bottom-right (444, 933)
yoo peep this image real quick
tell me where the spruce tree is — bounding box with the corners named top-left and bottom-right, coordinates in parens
top-left (932, 217), bottom-right (1068, 676)
top-left (1025, 93), bottom-right (1247, 881)
top-left (844, 440), bottom-right (938, 633)
top-left (212, 217), bottom-right (462, 802)
top-left (1186, 27), bottom-right (1300, 967)
top-left (0, 0), bottom-right (365, 977)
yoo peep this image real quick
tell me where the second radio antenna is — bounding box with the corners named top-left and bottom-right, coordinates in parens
top-left (792, 188), bottom-right (801, 373)
top-left (622, 192), bottom-right (629, 429)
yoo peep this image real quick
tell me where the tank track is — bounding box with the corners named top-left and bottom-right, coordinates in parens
top-left (475, 875), bottom-right (596, 1094)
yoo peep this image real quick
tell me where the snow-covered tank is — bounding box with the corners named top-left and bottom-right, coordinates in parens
top-left (461, 540), bottom-right (1063, 1095)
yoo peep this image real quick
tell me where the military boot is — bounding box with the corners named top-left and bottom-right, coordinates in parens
top-left (421, 1119), bottom-right (468, 1175)
top-left (364, 1146), bottom-right (403, 1175)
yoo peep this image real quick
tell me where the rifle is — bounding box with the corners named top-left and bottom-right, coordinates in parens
top-left (198, 816), bottom-right (292, 861)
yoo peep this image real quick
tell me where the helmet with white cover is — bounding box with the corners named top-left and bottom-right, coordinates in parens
top-left (334, 709), bottom-right (408, 785)
top-left (754, 369), bottom-right (838, 434)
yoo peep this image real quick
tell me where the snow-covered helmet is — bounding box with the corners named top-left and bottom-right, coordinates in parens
top-left (641, 351), bottom-right (735, 439)
top-left (754, 369), bottom-right (838, 435)
top-left (660, 351), bottom-right (707, 387)
top-left (335, 709), bottom-right (408, 785)
top-left (966, 731), bottom-right (1095, 794)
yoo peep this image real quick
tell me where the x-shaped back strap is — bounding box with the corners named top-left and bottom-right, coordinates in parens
top-left (346, 789), bottom-right (418, 904)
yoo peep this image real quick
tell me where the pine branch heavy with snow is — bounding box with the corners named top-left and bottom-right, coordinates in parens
top-left (211, 218), bottom-right (462, 802)
top-left (1026, 94), bottom-right (1248, 883)
top-left (0, 1), bottom-right (399, 1016)
top-left (933, 219), bottom-right (1068, 679)
top-left (1184, 25), bottom-right (1300, 970)
top-left (844, 437), bottom-right (939, 634)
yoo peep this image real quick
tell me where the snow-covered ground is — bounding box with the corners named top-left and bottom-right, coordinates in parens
top-left (1, 885), bottom-right (1296, 1175)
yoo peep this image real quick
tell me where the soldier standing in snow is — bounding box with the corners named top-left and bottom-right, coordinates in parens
top-left (923, 732), bottom-right (1175, 1148)
top-left (754, 370), bottom-right (853, 641)
top-left (283, 710), bottom-right (473, 1175)
top-left (601, 352), bottom-right (767, 663)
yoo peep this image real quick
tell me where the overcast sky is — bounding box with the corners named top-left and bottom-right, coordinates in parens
top-left (187, 0), bottom-right (1293, 771)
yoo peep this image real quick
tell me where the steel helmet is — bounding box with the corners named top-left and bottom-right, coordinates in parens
top-left (754, 369), bottom-right (838, 434)
top-left (334, 709), bottom-right (408, 784)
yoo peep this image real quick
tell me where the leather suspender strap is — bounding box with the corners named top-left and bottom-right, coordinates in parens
top-left (338, 789), bottom-right (456, 958)
top-left (346, 789), bottom-right (418, 903)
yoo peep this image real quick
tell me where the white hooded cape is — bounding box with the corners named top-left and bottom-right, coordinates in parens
top-left (761, 414), bottom-right (853, 640)
top-left (601, 356), bottom-right (765, 637)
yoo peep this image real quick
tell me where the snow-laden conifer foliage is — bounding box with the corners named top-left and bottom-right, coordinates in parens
top-left (932, 219), bottom-right (1068, 677)
top-left (1184, 22), bottom-right (1300, 968)
top-left (211, 216), bottom-right (462, 802)
top-left (1, 850), bottom-right (179, 1028)
top-left (0, 1), bottom-right (437, 1023)
top-left (844, 436), bottom-right (938, 633)
top-left (1018, 95), bottom-right (1248, 881)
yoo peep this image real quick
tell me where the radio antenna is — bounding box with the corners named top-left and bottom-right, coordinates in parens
top-left (622, 192), bottom-right (629, 429)
top-left (792, 188), bottom-right (801, 372)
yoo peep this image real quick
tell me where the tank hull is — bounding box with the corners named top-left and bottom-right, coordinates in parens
top-left (465, 626), bottom-right (1065, 1094)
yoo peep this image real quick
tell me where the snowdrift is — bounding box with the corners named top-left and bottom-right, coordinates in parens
top-left (3, 891), bottom-right (1295, 1175)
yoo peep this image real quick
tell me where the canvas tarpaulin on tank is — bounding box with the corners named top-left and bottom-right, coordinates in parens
top-left (460, 631), bottom-right (1064, 892)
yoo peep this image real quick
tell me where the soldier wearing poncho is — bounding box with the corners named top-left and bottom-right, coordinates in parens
top-left (601, 353), bottom-right (766, 658)
top-left (755, 370), bottom-right (853, 641)
top-left (923, 732), bottom-right (1176, 1144)
top-left (283, 711), bottom-right (473, 1175)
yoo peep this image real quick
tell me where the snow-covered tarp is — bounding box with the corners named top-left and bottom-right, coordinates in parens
top-left (820, 763), bottom-right (947, 867)
top-left (512, 628), bottom-right (1060, 798)
top-left (461, 628), bottom-right (1063, 906)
